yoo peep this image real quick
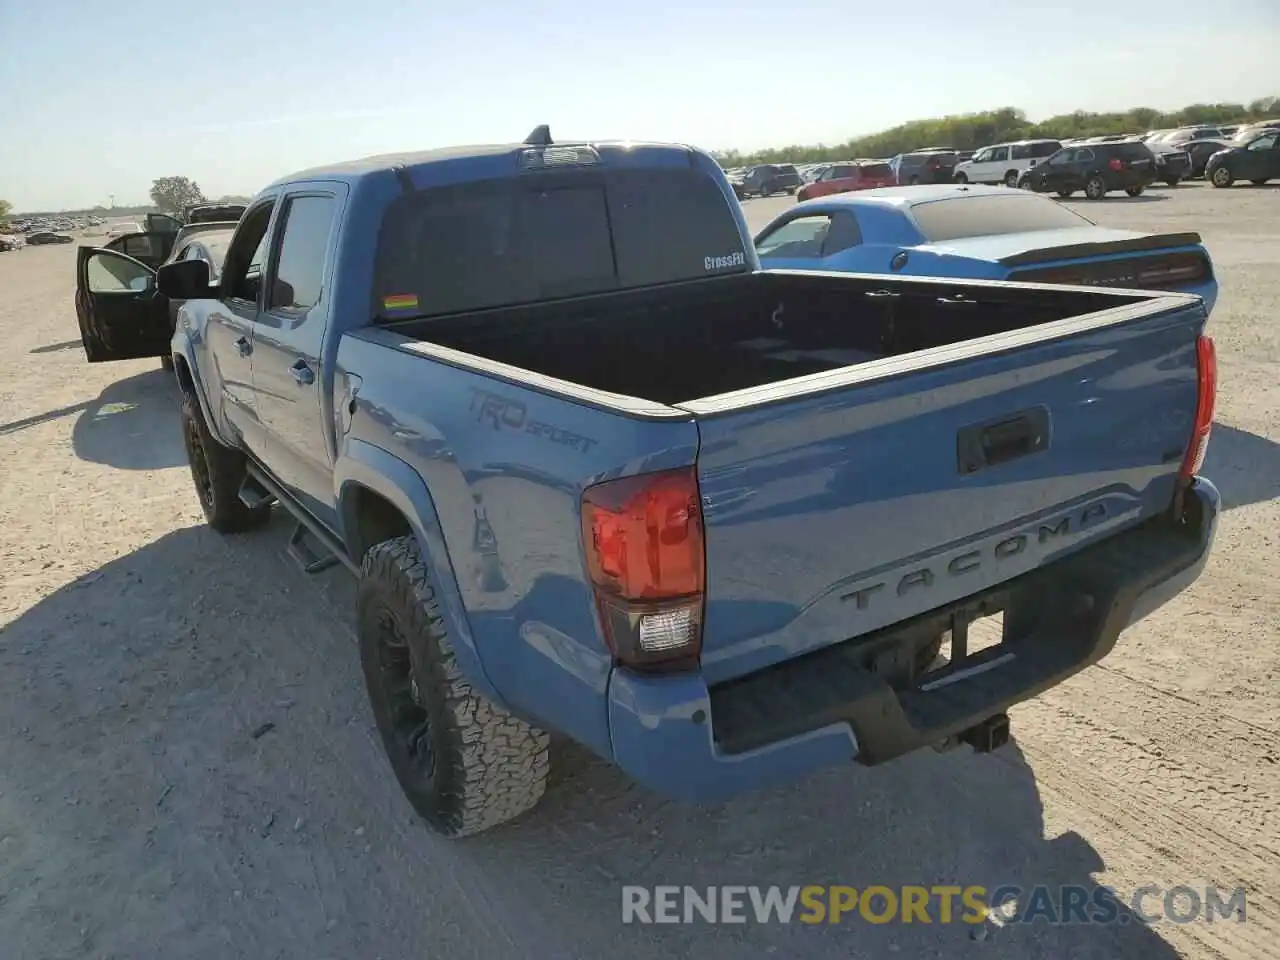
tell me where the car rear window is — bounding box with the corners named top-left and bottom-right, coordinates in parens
top-left (1113, 142), bottom-right (1155, 161)
top-left (910, 194), bottom-right (1093, 242)
top-left (860, 162), bottom-right (891, 177)
top-left (372, 168), bottom-right (747, 320)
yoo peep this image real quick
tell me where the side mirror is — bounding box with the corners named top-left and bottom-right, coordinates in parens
top-left (157, 259), bottom-right (213, 300)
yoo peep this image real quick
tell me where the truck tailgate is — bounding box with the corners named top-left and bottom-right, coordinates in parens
top-left (682, 296), bottom-right (1206, 686)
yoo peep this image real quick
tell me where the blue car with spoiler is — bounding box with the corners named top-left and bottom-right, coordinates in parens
top-left (73, 128), bottom-right (1219, 838)
top-left (754, 184), bottom-right (1218, 316)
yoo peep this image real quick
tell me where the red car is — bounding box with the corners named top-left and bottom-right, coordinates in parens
top-left (797, 160), bottom-right (894, 201)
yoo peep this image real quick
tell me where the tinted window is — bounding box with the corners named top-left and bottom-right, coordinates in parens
top-left (269, 196), bottom-right (336, 311)
top-left (828, 165), bottom-right (857, 178)
top-left (87, 252), bottom-right (152, 293)
top-left (910, 194), bottom-right (1093, 242)
top-left (1113, 142), bottom-right (1154, 161)
top-left (860, 162), bottom-right (891, 178)
top-left (373, 168), bottom-right (746, 319)
top-left (822, 212), bottom-right (863, 254)
top-left (755, 215), bottom-right (830, 258)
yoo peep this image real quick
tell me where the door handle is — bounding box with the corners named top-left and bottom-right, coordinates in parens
top-left (235, 336), bottom-right (252, 358)
top-left (290, 360), bottom-right (315, 386)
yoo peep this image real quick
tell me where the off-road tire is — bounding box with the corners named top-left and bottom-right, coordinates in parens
top-left (1085, 175), bottom-right (1108, 200)
top-left (179, 392), bottom-right (270, 533)
top-left (358, 537), bottom-right (550, 838)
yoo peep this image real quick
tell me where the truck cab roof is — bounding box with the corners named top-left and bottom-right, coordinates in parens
top-left (264, 136), bottom-right (710, 194)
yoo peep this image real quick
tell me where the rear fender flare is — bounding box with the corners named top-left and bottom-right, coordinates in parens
top-left (333, 439), bottom-right (504, 707)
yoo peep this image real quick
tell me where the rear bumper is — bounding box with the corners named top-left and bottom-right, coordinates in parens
top-left (606, 478), bottom-right (1219, 803)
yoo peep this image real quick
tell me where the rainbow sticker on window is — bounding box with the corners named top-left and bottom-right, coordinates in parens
top-left (382, 293), bottom-right (420, 315)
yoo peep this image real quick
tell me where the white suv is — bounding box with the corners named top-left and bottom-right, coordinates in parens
top-left (953, 139), bottom-right (1062, 187)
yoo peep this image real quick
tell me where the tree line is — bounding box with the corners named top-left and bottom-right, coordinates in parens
top-left (712, 97), bottom-right (1279, 167)
top-left (5, 176), bottom-right (251, 220)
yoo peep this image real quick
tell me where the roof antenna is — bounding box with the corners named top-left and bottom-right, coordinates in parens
top-left (524, 124), bottom-right (552, 146)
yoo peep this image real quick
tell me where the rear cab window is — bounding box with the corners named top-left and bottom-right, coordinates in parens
top-left (909, 194), bottom-right (1093, 242)
top-left (372, 167), bottom-right (747, 320)
top-left (1114, 141), bottom-right (1155, 162)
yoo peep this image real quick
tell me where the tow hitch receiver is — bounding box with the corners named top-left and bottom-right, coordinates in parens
top-left (958, 712), bottom-right (1011, 754)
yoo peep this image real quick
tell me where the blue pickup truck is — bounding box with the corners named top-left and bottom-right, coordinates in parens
top-left (73, 127), bottom-right (1220, 838)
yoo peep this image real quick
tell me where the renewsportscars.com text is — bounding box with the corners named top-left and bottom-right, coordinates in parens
top-left (622, 884), bottom-right (1248, 926)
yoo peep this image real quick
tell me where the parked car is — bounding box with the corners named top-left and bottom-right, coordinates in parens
top-left (1183, 139), bottom-right (1230, 179)
top-left (75, 221), bottom-right (239, 367)
top-left (953, 139), bottom-right (1061, 187)
top-left (889, 149), bottom-right (958, 185)
top-left (738, 163), bottom-right (802, 198)
top-left (1019, 139), bottom-right (1158, 199)
top-left (1157, 126), bottom-right (1233, 145)
top-left (183, 202), bottom-right (246, 224)
top-left (26, 231), bottom-right (73, 245)
top-left (1206, 130), bottom-right (1280, 187)
top-left (1120, 138), bottom-right (1192, 186)
top-left (755, 185), bottom-right (1217, 313)
top-left (796, 160), bottom-right (894, 201)
top-left (73, 129), bottom-right (1218, 839)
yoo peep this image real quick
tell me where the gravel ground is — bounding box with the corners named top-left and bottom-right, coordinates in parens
top-left (0, 181), bottom-right (1276, 960)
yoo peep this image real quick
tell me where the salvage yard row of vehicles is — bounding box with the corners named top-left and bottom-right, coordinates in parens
top-left (724, 119), bottom-right (1280, 202)
top-left (68, 127), bottom-right (1218, 838)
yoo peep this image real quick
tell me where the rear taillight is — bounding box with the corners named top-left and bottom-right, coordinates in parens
top-left (1108, 157), bottom-right (1125, 171)
top-left (581, 467), bottom-right (705, 672)
top-left (1179, 335), bottom-right (1217, 481)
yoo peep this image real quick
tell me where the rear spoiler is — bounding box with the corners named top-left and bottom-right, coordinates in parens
top-left (999, 232), bottom-right (1203, 267)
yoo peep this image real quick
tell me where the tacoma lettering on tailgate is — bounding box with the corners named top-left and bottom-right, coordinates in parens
top-left (840, 501), bottom-right (1109, 611)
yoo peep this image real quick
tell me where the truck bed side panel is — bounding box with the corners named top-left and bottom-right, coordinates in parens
top-left (332, 333), bottom-right (700, 758)
top-left (693, 300), bottom-right (1206, 685)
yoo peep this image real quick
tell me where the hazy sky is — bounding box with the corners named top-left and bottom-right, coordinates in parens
top-left (1, 0), bottom-right (1276, 210)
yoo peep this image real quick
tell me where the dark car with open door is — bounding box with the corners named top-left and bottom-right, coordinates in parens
top-left (74, 226), bottom-right (235, 367)
top-left (1205, 130), bottom-right (1280, 187)
top-left (1182, 139), bottom-right (1229, 179)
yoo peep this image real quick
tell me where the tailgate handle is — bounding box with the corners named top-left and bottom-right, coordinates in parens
top-left (957, 407), bottom-right (1050, 474)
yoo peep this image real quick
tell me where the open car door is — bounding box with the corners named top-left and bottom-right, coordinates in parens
top-left (74, 247), bottom-right (171, 362)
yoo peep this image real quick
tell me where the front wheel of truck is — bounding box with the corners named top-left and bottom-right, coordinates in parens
top-left (357, 536), bottom-right (551, 838)
top-left (179, 393), bottom-right (271, 533)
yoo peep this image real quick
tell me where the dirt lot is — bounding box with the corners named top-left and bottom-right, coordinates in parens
top-left (1, 182), bottom-right (1276, 960)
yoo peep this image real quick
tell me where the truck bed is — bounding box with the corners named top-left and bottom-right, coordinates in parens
top-left (391, 270), bottom-right (1146, 406)
top-left (378, 269), bottom-right (1206, 685)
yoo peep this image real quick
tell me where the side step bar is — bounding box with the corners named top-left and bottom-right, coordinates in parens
top-left (241, 464), bottom-right (360, 576)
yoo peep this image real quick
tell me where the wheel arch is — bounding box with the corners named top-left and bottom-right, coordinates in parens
top-left (334, 439), bottom-right (505, 707)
